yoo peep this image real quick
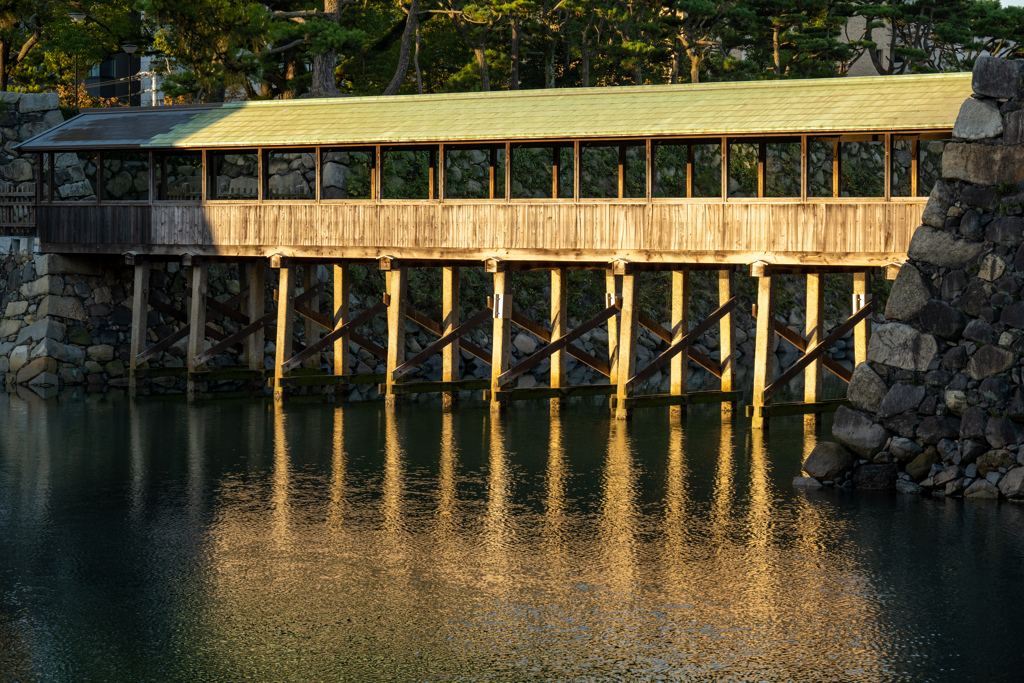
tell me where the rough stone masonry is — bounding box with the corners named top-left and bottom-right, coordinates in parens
top-left (799, 56), bottom-right (1024, 500)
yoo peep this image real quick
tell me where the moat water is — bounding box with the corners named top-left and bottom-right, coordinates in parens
top-left (1, 393), bottom-right (1022, 681)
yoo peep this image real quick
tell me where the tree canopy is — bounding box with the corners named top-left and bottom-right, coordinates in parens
top-left (2, 0), bottom-right (1022, 102)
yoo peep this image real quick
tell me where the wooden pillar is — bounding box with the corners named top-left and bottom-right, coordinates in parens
top-left (751, 274), bottom-right (776, 431)
top-left (128, 261), bottom-right (150, 398)
top-left (303, 264), bottom-right (321, 370)
top-left (333, 263), bottom-right (350, 376)
top-left (669, 269), bottom-right (690, 420)
top-left (273, 261), bottom-right (294, 405)
top-left (804, 273), bottom-right (824, 427)
top-left (719, 269), bottom-right (736, 419)
top-left (606, 269), bottom-right (620, 415)
top-left (490, 266), bottom-right (512, 413)
top-left (186, 260), bottom-right (208, 401)
top-left (853, 270), bottom-right (871, 366)
top-left (246, 262), bottom-right (265, 373)
top-left (550, 267), bottom-right (568, 413)
top-left (385, 266), bottom-right (408, 408)
top-left (442, 266), bottom-right (460, 410)
top-left (615, 270), bottom-right (638, 421)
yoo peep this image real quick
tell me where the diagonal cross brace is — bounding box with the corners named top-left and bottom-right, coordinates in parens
top-left (495, 302), bottom-right (612, 377)
top-left (281, 299), bottom-right (388, 374)
top-left (627, 297), bottom-right (738, 391)
top-left (750, 311), bottom-right (853, 383)
top-left (764, 299), bottom-right (875, 400)
top-left (638, 312), bottom-right (723, 379)
top-left (392, 308), bottom-right (492, 380)
top-left (406, 305), bottom-right (492, 366)
top-left (498, 303), bottom-right (621, 387)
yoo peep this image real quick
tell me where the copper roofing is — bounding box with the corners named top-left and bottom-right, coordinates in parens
top-left (18, 72), bottom-right (971, 152)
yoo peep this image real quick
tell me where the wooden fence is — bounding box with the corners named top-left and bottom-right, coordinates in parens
top-left (0, 181), bottom-right (35, 237)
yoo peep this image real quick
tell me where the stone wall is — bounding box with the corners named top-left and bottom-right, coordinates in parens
top-left (799, 57), bottom-right (1024, 500)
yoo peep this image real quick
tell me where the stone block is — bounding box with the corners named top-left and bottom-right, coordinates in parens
top-left (803, 441), bottom-right (855, 481)
top-left (917, 416), bottom-right (960, 444)
top-left (984, 217), bottom-right (1024, 248)
top-left (14, 318), bottom-right (65, 345)
top-left (9, 345), bottom-right (29, 373)
top-left (36, 295), bottom-right (87, 321)
top-left (972, 56), bottom-right (1022, 99)
top-left (792, 476), bottom-right (823, 489)
top-left (986, 416), bottom-right (1017, 449)
top-left (27, 371), bottom-right (58, 388)
top-left (953, 98), bottom-right (1003, 140)
top-left (16, 356), bottom-right (57, 384)
top-left (67, 326), bottom-right (91, 346)
top-left (906, 447), bottom-right (940, 481)
top-left (0, 318), bottom-right (21, 338)
top-left (19, 275), bottom-right (64, 299)
top-left (832, 406), bottom-right (890, 459)
top-left (966, 344), bottom-right (1015, 380)
top-left (907, 226), bottom-right (985, 270)
top-left (847, 363), bottom-right (888, 413)
top-left (86, 344), bottom-right (114, 362)
top-left (0, 158), bottom-right (33, 182)
top-left (867, 323), bottom-right (937, 372)
top-left (943, 142), bottom-right (1024, 186)
top-left (920, 300), bottom-right (966, 340)
top-left (852, 463), bottom-right (898, 490)
top-left (977, 450), bottom-right (1016, 476)
top-left (977, 254), bottom-right (1006, 282)
top-left (18, 92), bottom-right (59, 113)
top-left (4, 301), bottom-right (28, 317)
top-left (920, 180), bottom-right (953, 228)
top-left (884, 263), bottom-right (932, 321)
top-left (877, 383), bottom-right (926, 419)
top-left (964, 479), bottom-right (999, 499)
top-left (1006, 110), bottom-right (1024, 146)
top-left (998, 467), bottom-right (1024, 498)
top-left (34, 254), bottom-right (103, 277)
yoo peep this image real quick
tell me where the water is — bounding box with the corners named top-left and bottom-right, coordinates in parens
top-left (1, 393), bottom-right (1022, 682)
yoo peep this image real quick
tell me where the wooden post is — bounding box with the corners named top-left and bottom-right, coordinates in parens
top-left (490, 266), bottom-right (512, 413)
top-left (303, 264), bottom-right (321, 370)
top-left (273, 261), bottom-right (294, 405)
top-left (615, 269), bottom-right (638, 421)
top-left (385, 266), bottom-right (408, 408)
top-left (550, 267), bottom-right (568, 413)
top-left (832, 139), bottom-right (842, 198)
top-left (719, 269), bottom-right (736, 419)
top-left (751, 273), bottom-right (776, 430)
top-left (128, 260), bottom-right (150, 398)
top-left (244, 262), bottom-right (265, 373)
top-left (853, 270), bottom-right (871, 366)
top-left (186, 260), bottom-right (208, 401)
top-left (669, 268), bottom-right (690, 420)
top-left (606, 269), bottom-right (620, 415)
top-left (442, 265), bottom-right (460, 410)
top-left (804, 273), bottom-right (824, 427)
top-left (333, 263), bottom-right (350, 376)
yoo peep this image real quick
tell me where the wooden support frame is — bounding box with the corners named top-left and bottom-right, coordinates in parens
top-left (853, 269), bottom-right (872, 365)
top-left (751, 273), bottom-right (776, 430)
top-left (615, 268), bottom-right (639, 421)
top-left (281, 297), bottom-right (389, 373)
top-left (128, 260), bottom-right (150, 398)
top-left (550, 267), bottom-right (568, 412)
top-left (442, 266), bottom-right (460, 409)
top-left (385, 266), bottom-right (408, 406)
top-left (186, 260), bottom-right (209, 400)
top-left (334, 263), bottom-right (350, 376)
top-left (669, 269), bottom-right (689, 419)
top-left (392, 307), bottom-right (491, 380)
top-left (303, 264), bottom-right (321, 369)
top-left (246, 262), bottom-right (265, 374)
top-left (490, 265), bottom-right (512, 412)
top-left (273, 260), bottom-right (295, 404)
top-left (805, 273), bottom-right (825, 426)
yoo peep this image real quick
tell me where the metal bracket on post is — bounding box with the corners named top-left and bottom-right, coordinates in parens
top-left (853, 292), bottom-right (870, 310)
top-left (606, 293), bottom-right (622, 310)
top-left (492, 293), bottom-right (511, 319)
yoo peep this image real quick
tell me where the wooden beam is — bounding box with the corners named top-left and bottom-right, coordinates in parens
top-left (334, 263), bottom-right (350, 377)
top-left (621, 390), bottom-right (743, 410)
top-left (805, 273), bottom-right (824, 427)
top-left (615, 271), bottom-right (638, 421)
top-left (194, 310), bottom-right (275, 367)
top-left (282, 299), bottom-right (388, 374)
top-left (747, 398), bottom-right (849, 419)
top-left (393, 308), bottom-right (490, 380)
top-left (490, 267), bottom-right (512, 412)
top-left (638, 309), bottom-right (723, 378)
top-left (853, 270), bottom-right (872, 365)
top-left (303, 264), bottom-right (321, 369)
top-left (749, 311), bottom-right (853, 383)
top-left (670, 269), bottom-right (689, 419)
top-left (129, 260), bottom-right (150, 398)
top-left (492, 384), bottom-right (615, 402)
top-left (751, 274), bottom-right (776, 430)
top-left (551, 267), bottom-right (567, 412)
top-left (719, 269), bottom-right (736, 418)
top-left (186, 260), bottom-right (209, 400)
top-left (765, 299), bottom-right (875, 401)
top-left (606, 269), bottom-right (620, 415)
top-left (385, 378), bottom-right (490, 395)
top-left (278, 372), bottom-right (384, 388)
top-left (442, 266), bottom-right (460, 409)
top-left (385, 267), bottom-right (407, 406)
top-left (274, 263), bottom-right (294, 404)
top-left (495, 303), bottom-right (610, 376)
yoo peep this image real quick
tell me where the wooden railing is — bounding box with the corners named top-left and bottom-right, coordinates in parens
top-left (0, 181), bottom-right (35, 237)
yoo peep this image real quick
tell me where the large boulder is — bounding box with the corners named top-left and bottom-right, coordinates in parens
top-left (803, 442), bottom-right (856, 481)
top-left (867, 324), bottom-right (937, 372)
top-left (919, 299), bottom-right (966, 340)
top-left (832, 406), bottom-right (891, 459)
top-left (847, 363), bottom-right (888, 413)
top-left (943, 143), bottom-right (1024, 186)
top-left (966, 344), bottom-right (1015, 381)
top-left (907, 226), bottom-right (986, 270)
top-left (977, 450), bottom-right (1016, 477)
top-left (877, 383), bottom-right (926, 419)
top-left (906, 447), bottom-right (940, 480)
top-left (964, 479), bottom-right (1000, 499)
top-left (852, 464), bottom-right (898, 490)
top-left (884, 264), bottom-right (932, 321)
top-left (952, 98), bottom-right (1003, 140)
top-left (998, 468), bottom-right (1024, 499)
top-left (972, 56), bottom-right (1022, 99)
top-left (920, 180), bottom-right (954, 228)
top-left (984, 217), bottom-right (1024, 248)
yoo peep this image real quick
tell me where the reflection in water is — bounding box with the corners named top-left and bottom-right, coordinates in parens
top-left (4, 398), bottom-right (1024, 681)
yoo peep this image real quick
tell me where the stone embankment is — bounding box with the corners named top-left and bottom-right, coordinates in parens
top-left (799, 57), bottom-right (1024, 500)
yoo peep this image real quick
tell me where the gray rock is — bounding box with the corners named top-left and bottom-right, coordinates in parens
top-left (34, 254), bottom-right (102, 277)
top-left (103, 171), bottom-right (133, 199)
top-left (792, 476), bottom-right (823, 490)
top-left (896, 479), bottom-right (925, 495)
top-left (877, 383), bottom-right (926, 419)
top-left (920, 180), bottom-right (953, 228)
top-left (847, 363), bottom-right (888, 413)
top-left (890, 437), bottom-right (924, 462)
top-left (964, 479), bottom-right (999, 499)
top-left (907, 226), bottom-right (986, 270)
top-left (18, 92), bottom-right (59, 113)
top-left (27, 371), bottom-right (59, 388)
top-left (998, 467), bottom-right (1024, 498)
top-left (803, 441), bottom-right (856, 481)
top-left (14, 318), bottom-right (66, 346)
top-left (962, 185), bottom-right (999, 212)
top-left (963, 319), bottom-right (994, 345)
top-left (962, 441), bottom-right (988, 464)
top-left (977, 450), bottom-right (1016, 476)
top-left (86, 344), bottom-right (115, 362)
top-left (977, 254), bottom-right (1006, 282)
top-left (19, 275), bottom-right (64, 299)
top-left (832, 406), bottom-right (891, 459)
top-left (16, 356), bottom-right (56, 384)
top-left (920, 299), bottom-right (966, 340)
top-left (0, 158), bottom-right (33, 182)
top-left (986, 417), bottom-right (1017, 449)
top-left (884, 264), bottom-right (932, 321)
top-left (933, 465), bottom-right (963, 488)
top-left (852, 464), bottom-right (898, 490)
top-left (972, 56), bottom-right (1022, 99)
top-left (513, 334), bottom-right (537, 355)
top-left (1006, 110), bottom-right (1024, 146)
top-left (953, 98), bottom-right (1004, 140)
top-left (984, 217), bottom-right (1024, 248)
top-left (918, 416), bottom-right (960, 444)
top-left (943, 142), bottom-right (1024, 187)
top-left (999, 302), bottom-right (1024, 329)
top-left (966, 344), bottom-right (1015, 380)
top-left (1008, 389), bottom-right (1024, 422)
top-left (907, 447), bottom-right (941, 481)
top-left (867, 323), bottom-right (937, 372)
top-left (960, 406), bottom-right (988, 441)
top-left (36, 296), bottom-right (86, 321)
top-left (960, 210), bottom-right (983, 240)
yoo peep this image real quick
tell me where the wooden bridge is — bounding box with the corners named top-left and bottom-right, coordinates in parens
top-left (14, 73), bottom-right (970, 425)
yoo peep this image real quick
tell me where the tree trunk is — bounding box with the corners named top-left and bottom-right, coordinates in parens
top-left (581, 41), bottom-right (590, 87)
top-left (310, 0), bottom-right (341, 96)
top-left (0, 41), bottom-right (8, 92)
top-left (414, 24), bottom-right (423, 94)
top-left (474, 44), bottom-right (490, 91)
top-left (773, 26), bottom-right (782, 75)
top-left (510, 19), bottom-right (520, 90)
top-left (545, 39), bottom-right (555, 89)
top-left (383, 0), bottom-right (421, 95)
top-left (687, 46), bottom-right (700, 84)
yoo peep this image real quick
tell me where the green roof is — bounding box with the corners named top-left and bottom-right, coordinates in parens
top-left (20, 73), bottom-right (972, 152)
